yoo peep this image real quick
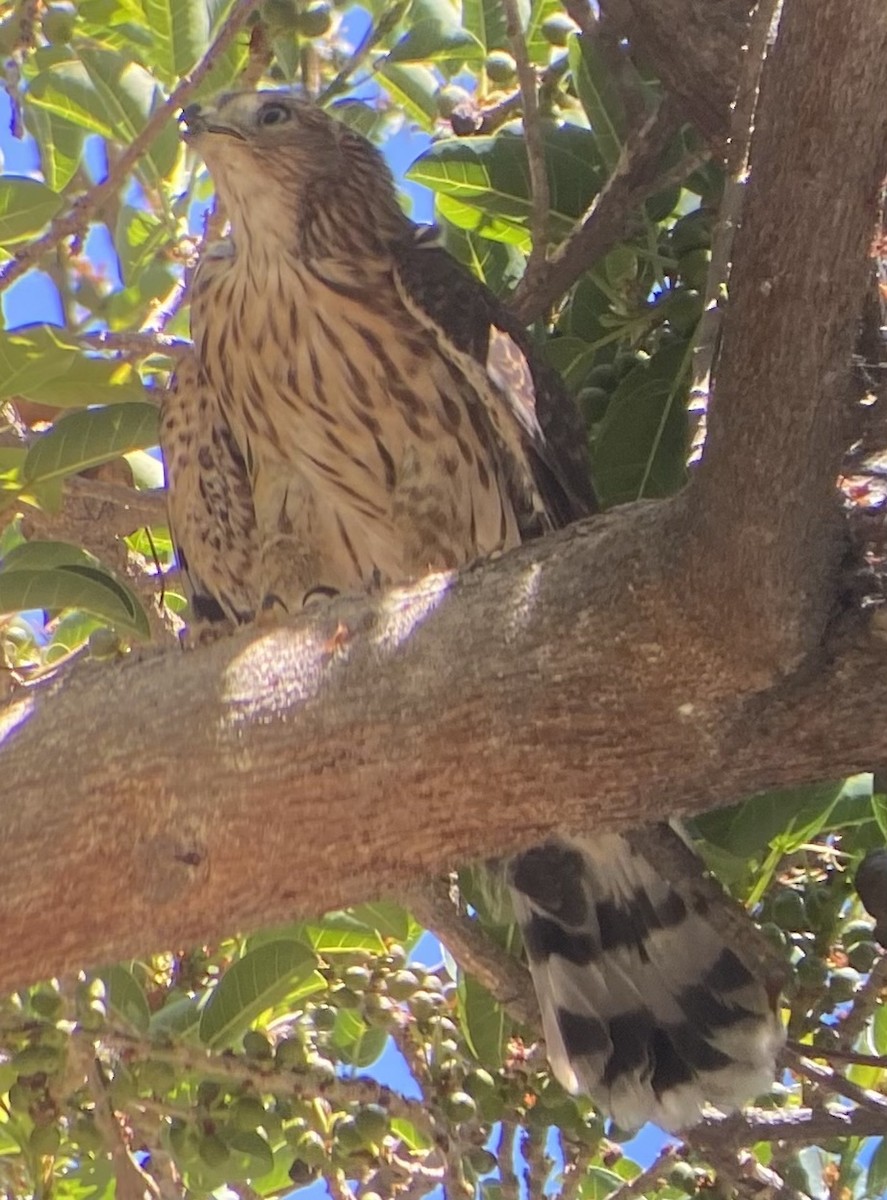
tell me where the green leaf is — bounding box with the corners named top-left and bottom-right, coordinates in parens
top-left (590, 341), bottom-right (690, 505)
top-left (0, 565), bottom-right (150, 638)
top-left (23, 106), bottom-right (85, 193)
top-left (377, 62), bottom-right (441, 127)
top-left (0, 540), bottom-right (101, 573)
top-left (227, 1130), bottom-right (274, 1177)
top-left (140, 0), bottom-right (211, 82)
top-left (525, 0), bottom-right (562, 64)
top-left (331, 1008), bottom-right (388, 1067)
top-left (29, 49), bottom-right (178, 184)
top-left (458, 973), bottom-right (508, 1067)
top-left (96, 964), bottom-right (151, 1033)
top-left (441, 217), bottom-right (525, 295)
top-left (409, 126), bottom-right (605, 244)
top-left (198, 940), bottom-right (324, 1048)
top-left (387, 0), bottom-right (483, 65)
top-left (567, 33), bottom-right (626, 172)
top-left (462, 0), bottom-right (511, 53)
top-left (23, 402), bottom-right (160, 487)
top-left (873, 1000), bottom-right (887, 1056)
top-left (695, 781), bottom-right (846, 862)
top-left (0, 178), bottom-right (63, 245)
top-left (149, 993), bottom-right (204, 1041)
top-left (0, 325), bottom-right (79, 401)
top-left (390, 1116), bottom-right (433, 1152)
top-left (867, 1138), bottom-right (887, 1200)
top-left (349, 899), bottom-right (423, 943)
top-left (299, 922), bottom-right (387, 955)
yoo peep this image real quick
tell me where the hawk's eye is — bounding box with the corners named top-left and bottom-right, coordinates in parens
top-left (258, 103), bottom-right (290, 128)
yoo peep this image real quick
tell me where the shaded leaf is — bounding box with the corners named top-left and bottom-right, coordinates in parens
top-left (0, 565), bottom-right (150, 639)
top-left (568, 32), bottom-right (626, 172)
top-left (23, 402), bottom-right (160, 487)
top-left (590, 341), bottom-right (690, 505)
top-left (457, 973), bottom-right (508, 1067)
top-left (96, 964), bottom-right (151, 1033)
top-left (331, 1008), bottom-right (388, 1067)
top-left (387, 0), bottom-right (483, 64)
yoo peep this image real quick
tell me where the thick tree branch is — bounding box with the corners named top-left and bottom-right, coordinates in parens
top-left (0, 501), bottom-right (886, 993)
top-left (597, 0), bottom-right (752, 145)
top-left (686, 0), bottom-right (887, 678)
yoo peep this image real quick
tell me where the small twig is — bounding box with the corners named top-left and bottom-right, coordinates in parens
top-left (78, 1048), bottom-right (160, 1200)
top-left (510, 102), bottom-right (697, 323)
top-left (785, 1046), bottom-right (887, 1118)
top-left (0, 0), bottom-right (262, 295)
top-left (319, 0), bottom-right (410, 105)
top-left (407, 875), bottom-right (541, 1029)
top-left (604, 1145), bottom-right (679, 1200)
top-left (80, 331), bottom-right (188, 360)
top-left (502, 0), bottom-right (551, 279)
top-left (834, 951), bottom-right (887, 1049)
top-left (785, 1039), bottom-right (887, 1070)
top-left (465, 56), bottom-right (570, 136)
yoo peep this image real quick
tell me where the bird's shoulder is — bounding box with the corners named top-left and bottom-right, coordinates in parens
top-left (390, 228), bottom-right (598, 527)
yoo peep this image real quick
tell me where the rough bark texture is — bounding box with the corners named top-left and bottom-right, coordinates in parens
top-left (598, 0), bottom-right (752, 143)
top-left (2, 0), bottom-right (887, 994)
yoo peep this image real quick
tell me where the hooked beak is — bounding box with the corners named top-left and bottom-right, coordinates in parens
top-left (179, 103), bottom-right (245, 143)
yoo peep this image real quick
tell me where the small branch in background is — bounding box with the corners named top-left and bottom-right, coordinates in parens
top-left (502, 0), bottom-right (551, 283)
top-left (605, 1145), bottom-right (679, 1200)
top-left (454, 56), bottom-right (570, 137)
top-left (785, 1038), bottom-right (887, 1070)
top-left (407, 875), bottom-right (541, 1029)
top-left (318, 0), bottom-right (409, 105)
top-left (240, 18), bottom-right (273, 89)
top-left (19, 478), bottom-right (167, 541)
top-left (785, 1044), bottom-right (887, 1118)
top-left (80, 331), bottom-right (188, 361)
top-left (77, 1048), bottom-right (161, 1200)
top-left (510, 102), bottom-right (695, 324)
top-left (834, 951), bottom-right (887, 1050)
top-left (691, 0), bottom-right (781, 404)
top-left (0, 0), bottom-right (263, 295)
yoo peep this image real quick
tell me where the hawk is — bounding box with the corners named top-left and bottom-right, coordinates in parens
top-left (160, 90), bottom-right (784, 1132)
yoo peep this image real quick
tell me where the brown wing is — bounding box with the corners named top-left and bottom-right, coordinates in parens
top-left (160, 351), bottom-right (261, 625)
top-left (391, 234), bottom-right (598, 533)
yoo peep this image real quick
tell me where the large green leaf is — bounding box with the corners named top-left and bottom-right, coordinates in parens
top-left (0, 325), bottom-right (80, 401)
top-left (408, 125), bottom-right (605, 244)
top-left (22, 402), bottom-right (160, 487)
top-left (590, 341), bottom-right (690, 505)
top-left (198, 940), bottom-right (325, 1049)
top-left (331, 1008), bottom-right (388, 1068)
top-left (387, 0), bottom-right (483, 64)
top-left (0, 178), bottom-right (63, 244)
top-left (140, 0), bottom-right (212, 82)
top-left (29, 48), bottom-right (178, 184)
top-left (95, 964), bottom-right (151, 1033)
top-left (376, 62), bottom-right (440, 127)
top-left (457, 973), bottom-right (508, 1067)
top-left (462, 0), bottom-right (511, 53)
top-left (694, 781), bottom-right (846, 861)
top-left (22, 106), bottom-right (85, 193)
top-left (0, 565), bottom-right (151, 639)
top-left (567, 33), bottom-right (626, 172)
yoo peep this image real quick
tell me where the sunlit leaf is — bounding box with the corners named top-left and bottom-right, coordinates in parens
top-left (199, 940), bottom-right (324, 1048)
top-left (0, 178), bottom-right (63, 244)
top-left (95, 964), bottom-right (151, 1033)
top-left (331, 1007), bottom-right (388, 1067)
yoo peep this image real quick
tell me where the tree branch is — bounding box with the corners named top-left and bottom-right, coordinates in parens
top-left (1, 499), bottom-right (887, 992)
top-left (510, 100), bottom-right (692, 324)
top-left (686, 0), bottom-right (887, 678)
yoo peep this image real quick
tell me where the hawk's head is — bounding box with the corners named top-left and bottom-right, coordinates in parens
top-left (180, 91), bottom-right (408, 257)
